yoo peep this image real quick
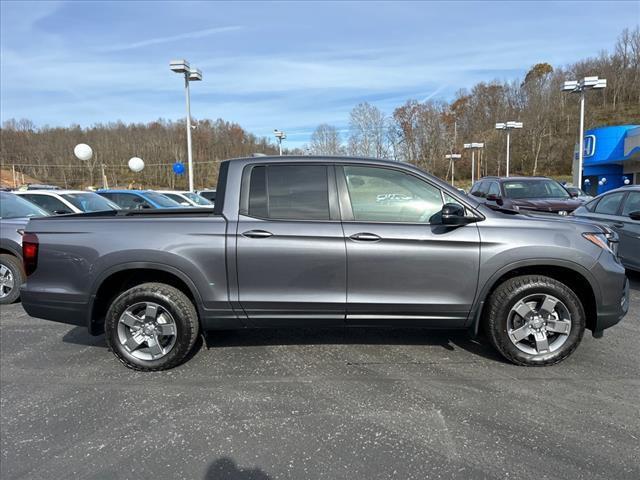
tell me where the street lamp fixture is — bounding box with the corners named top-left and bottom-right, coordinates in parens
top-left (463, 142), bottom-right (484, 185)
top-left (170, 59), bottom-right (203, 192)
top-left (562, 76), bottom-right (607, 188)
top-left (445, 153), bottom-right (462, 186)
top-left (495, 121), bottom-right (523, 177)
top-left (274, 129), bottom-right (286, 156)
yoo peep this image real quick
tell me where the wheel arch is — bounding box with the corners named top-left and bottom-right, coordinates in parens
top-left (88, 262), bottom-right (204, 335)
top-left (469, 260), bottom-right (599, 335)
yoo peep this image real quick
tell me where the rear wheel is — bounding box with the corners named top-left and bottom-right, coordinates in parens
top-left (485, 275), bottom-right (585, 366)
top-left (0, 254), bottom-right (24, 305)
top-left (105, 282), bottom-right (199, 371)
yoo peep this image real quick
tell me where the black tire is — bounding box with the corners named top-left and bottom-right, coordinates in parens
top-left (484, 275), bottom-right (585, 366)
top-left (0, 254), bottom-right (25, 305)
top-left (105, 282), bottom-right (200, 371)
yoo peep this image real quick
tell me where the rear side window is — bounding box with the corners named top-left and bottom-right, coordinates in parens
top-left (594, 192), bottom-right (625, 215)
top-left (248, 165), bottom-right (330, 220)
top-left (20, 194), bottom-right (70, 214)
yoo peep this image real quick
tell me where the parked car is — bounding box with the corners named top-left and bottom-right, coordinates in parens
top-left (469, 176), bottom-right (583, 215)
top-left (156, 190), bottom-right (214, 207)
top-left (21, 156), bottom-right (628, 371)
top-left (15, 190), bottom-right (120, 215)
top-left (571, 185), bottom-right (640, 271)
top-left (96, 190), bottom-right (182, 209)
top-left (564, 185), bottom-right (593, 202)
top-left (197, 189), bottom-right (216, 204)
top-left (0, 192), bottom-right (48, 304)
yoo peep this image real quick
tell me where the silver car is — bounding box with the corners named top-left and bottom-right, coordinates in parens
top-left (0, 192), bottom-right (48, 303)
top-left (571, 185), bottom-right (640, 271)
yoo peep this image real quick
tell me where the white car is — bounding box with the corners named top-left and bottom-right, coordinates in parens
top-left (14, 189), bottom-right (120, 215)
top-left (155, 190), bottom-right (213, 207)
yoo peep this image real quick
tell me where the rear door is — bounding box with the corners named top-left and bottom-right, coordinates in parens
top-left (337, 164), bottom-right (480, 327)
top-left (235, 163), bottom-right (346, 325)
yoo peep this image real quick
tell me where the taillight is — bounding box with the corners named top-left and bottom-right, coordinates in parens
top-left (22, 233), bottom-right (39, 276)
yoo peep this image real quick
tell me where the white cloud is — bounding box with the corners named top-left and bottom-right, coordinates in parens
top-left (96, 25), bottom-right (244, 52)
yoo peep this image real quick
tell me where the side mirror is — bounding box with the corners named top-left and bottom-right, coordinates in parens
top-left (441, 203), bottom-right (474, 225)
top-left (486, 194), bottom-right (501, 202)
top-left (629, 211), bottom-right (640, 221)
top-left (569, 191), bottom-right (579, 198)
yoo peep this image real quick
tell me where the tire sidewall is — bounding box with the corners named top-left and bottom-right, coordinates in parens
top-left (0, 254), bottom-right (24, 305)
top-left (493, 279), bottom-right (585, 365)
top-left (105, 285), bottom-right (196, 370)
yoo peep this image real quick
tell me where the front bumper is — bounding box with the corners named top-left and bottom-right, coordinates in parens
top-left (591, 252), bottom-right (629, 334)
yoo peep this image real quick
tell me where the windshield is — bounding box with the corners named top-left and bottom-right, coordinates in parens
top-left (183, 192), bottom-right (212, 205)
top-left (0, 192), bottom-right (48, 219)
top-left (144, 192), bottom-right (182, 207)
top-left (61, 193), bottom-right (120, 212)
top-left (503, 179), bottom-right (570, 199)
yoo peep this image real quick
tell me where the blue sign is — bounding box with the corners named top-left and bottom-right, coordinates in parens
top-left (172, 162), bottom-right (185, 175)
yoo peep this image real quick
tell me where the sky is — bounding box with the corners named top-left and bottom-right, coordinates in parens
top-left (1, 1), bottom-right (638, 148)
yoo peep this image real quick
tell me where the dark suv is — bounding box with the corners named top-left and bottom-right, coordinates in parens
top-left (470, 176), bottom-right (582, 215)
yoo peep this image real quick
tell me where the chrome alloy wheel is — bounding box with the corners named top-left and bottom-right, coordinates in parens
top-left (0, 264), bottom-right (14, 299)
top-left (117, 302), bottom-right (177, 361)
top-left (507, 294), bottom-right (572, 355)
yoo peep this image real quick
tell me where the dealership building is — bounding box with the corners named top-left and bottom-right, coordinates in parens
top-left (580, 124), bottom-right (640, 195)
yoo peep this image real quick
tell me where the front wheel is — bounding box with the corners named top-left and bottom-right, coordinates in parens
top-left (484, 275), bottom-right (585, 366)
top-left (105, 282), bottom-right (200, 371)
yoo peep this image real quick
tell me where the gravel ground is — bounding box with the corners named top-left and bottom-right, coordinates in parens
top-left (1, 273), bottom-right (639, 480)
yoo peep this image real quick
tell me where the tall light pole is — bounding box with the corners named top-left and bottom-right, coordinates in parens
top-left (495, 121), bottom-right (523, 177)
top-left (445, 153), bottom-right (461, 186)
top-left (562, 76), bottom-right (607, 188)
top-left (274, 129), bottom-right (286, 155)
top-left (463, 142), bottom-right (484, 185)
top-left (170, 59), bottom-right (202, 192)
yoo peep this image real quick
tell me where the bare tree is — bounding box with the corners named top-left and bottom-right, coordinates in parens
top-left (310, 124), bottom-right (344, 155)
top-left (348, 102), bottom-right (390, 158)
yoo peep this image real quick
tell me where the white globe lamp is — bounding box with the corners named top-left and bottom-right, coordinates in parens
top-left (74, 143), bottom-right (93, 162)
top-left (128, 157), bottom-right (145, 173)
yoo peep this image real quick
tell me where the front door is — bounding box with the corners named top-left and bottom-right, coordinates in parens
top-left (236, 163), bottom-right (346, 325)
top-left (337, 165), bottom-right (481, 327)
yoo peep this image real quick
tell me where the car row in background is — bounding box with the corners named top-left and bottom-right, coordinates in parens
top-left (14, 189), bottom-right (120, 215)
top-left (0, 191), bottom-right (49, 304)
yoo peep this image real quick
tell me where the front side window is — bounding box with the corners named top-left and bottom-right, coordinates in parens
top-left (622, 191), bottom-right (640, 216)
top-left (248, 165), bottom-right (330, 220)
top-left (488, 182), bottom-right (501, 196)
top-left (343, 166), bottom-right (443, 223)
top-left (594, 192), bottom-right (626, 215)
top-left (144, 192), bottom-right (181, 208)
top-left (61, 193), bottom-right (119, 212)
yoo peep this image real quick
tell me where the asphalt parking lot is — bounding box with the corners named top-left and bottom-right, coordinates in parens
top-left (1, 274), bottom-right (639, 480)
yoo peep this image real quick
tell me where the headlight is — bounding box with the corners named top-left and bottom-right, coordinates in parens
top-left (582, 232), bottom-right (616, 255)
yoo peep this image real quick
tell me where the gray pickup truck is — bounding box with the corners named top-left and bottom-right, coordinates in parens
top-left (20, 156), bottom-right (629, 370)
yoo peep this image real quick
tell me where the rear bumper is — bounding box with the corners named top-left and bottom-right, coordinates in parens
top-left (20, 288), bottom-right (89, 328)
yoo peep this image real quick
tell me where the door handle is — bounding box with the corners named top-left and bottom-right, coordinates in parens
top-left (242, 230), bottom-right (273, 239)
top-left (349, 232), bottom-right (381, 242)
